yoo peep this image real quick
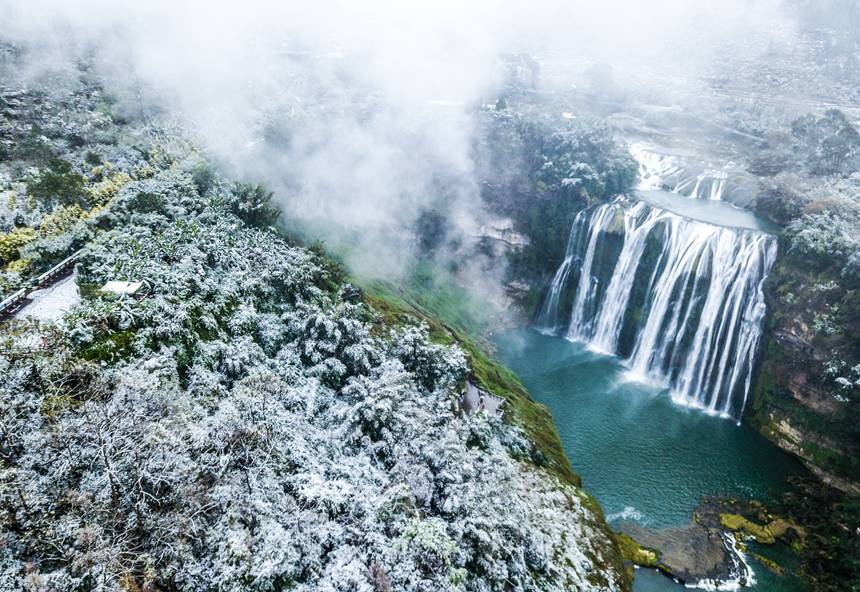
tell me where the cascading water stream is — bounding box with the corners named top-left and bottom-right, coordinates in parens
top-left (631, 143), bottom-right (732, 201)
top-left (675, 171), bottom-right (728, 201)
top-left (537, 198), bottom-right (777, 419)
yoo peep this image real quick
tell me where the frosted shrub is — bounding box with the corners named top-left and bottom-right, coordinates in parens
top-left (388, 324), bottom-right (468, 391)
top-left (0, 168), bottom-right (623, 592)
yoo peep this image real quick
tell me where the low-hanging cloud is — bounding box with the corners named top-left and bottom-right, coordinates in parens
top-left (1, 0), bottom-right (798, 279)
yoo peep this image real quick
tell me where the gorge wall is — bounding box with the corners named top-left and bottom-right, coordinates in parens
top-left (749, 250), bottom-right (860, 494)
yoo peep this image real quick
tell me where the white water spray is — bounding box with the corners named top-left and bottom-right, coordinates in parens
top-left (537, 199), bottom-right (776, 419)
top-left (631, 143), bottom-right (732, 202)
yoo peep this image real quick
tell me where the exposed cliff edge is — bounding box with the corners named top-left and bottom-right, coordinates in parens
top-left (749, 249), bottom-right (860, 495)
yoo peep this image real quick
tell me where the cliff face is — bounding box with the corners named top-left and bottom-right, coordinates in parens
top-left (749, 250), bottom-right (860, 494)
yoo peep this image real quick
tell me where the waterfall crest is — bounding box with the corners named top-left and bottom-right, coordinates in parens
top-left (537, 199), bottom-right (777, 419)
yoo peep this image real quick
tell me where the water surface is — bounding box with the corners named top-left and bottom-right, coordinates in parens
top-left (494, 329), bottom-right (809, 591)
top-left (634, 189), bottom-right (776, 233)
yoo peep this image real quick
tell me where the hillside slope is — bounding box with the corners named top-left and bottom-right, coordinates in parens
top-left (0, 64), bottom-right (629, 591)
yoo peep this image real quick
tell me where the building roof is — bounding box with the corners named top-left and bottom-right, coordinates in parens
top-left (102, 281), bottom-right (144, 296)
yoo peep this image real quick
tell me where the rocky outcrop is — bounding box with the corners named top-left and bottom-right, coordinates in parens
top-left (615, 498), bottom-right (806, 588)
top-left (617, 522), bottom-right (744, 586)
top-left (748, 253), bottom-right (860, 494)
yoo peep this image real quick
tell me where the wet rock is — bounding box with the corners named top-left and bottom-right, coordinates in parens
top-left (698, 497), bottom-right (806, 549)
top-left (616, 521), bottom-right (745, 586)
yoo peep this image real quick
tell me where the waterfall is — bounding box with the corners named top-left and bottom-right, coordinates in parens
top-left (631, 143), bottom-right (731, 202)
top-left (674, 171), bottom-right (728, 201)
top-left (538, 199), bottom-right (777, 419)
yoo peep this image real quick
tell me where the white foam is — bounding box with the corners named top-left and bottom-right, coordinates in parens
top-left (685, 532), bottom-right (755, 591)
top-left (606, 506), bottom-right (645, 523)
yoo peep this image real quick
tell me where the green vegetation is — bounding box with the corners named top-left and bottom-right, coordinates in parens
top-left (413, 209), bottom-right (449, 254)
top-left (475, 110), bottom-right (637, 285)
top-left (229, 182), bottom-right (281, 228)
top-left (615, 533), bottom-right (659, 568)
top-left (613, 532), bottom-right (670, 585)
top-left (0, 226), bottom-right (36, 266)
top-left (778, 478), bottom-right (860, 592)
top-left (752, 553), bottom-right (784, 576)
top-left (13, 124), bottom-right (55, 162)
top-left (362, 279), bottom-right (579, 486)
top-left (25, 157), bottom-right (87, 208)
top-left (718, 513), bottom-right (803, 546)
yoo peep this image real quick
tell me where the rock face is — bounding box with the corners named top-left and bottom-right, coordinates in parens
top-left (748, 254), bottom-right (860, 495)
top-left (617, 522), bottom-right (748, 587)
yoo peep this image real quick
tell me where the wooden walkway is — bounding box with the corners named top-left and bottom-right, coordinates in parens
top-left (0, 250), bottom-right (81, 320)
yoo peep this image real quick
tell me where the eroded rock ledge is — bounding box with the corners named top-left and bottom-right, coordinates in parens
top-left (615, 498), bottom-right (805, 588)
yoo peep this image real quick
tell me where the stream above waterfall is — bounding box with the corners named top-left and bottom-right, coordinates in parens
top-left (630, 142), bottom-right (759, 207)
top-left (634, 189), bottom-right (777, 233)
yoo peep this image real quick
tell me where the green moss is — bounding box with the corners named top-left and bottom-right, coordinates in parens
top-left (81, 329), bottom-right (136, 363)
top-left (26, 158), bottom-right (87, 207)
top-left (615, 533), bottom-right (659, 568)
top-left (719, 513), bottom-right (804, 546)
top-left (752, 553), bottom-right (784, 575)
top-left (613, 532), bottom-right (674, 584)
top-left (363, 287), bottom-right (453, 346)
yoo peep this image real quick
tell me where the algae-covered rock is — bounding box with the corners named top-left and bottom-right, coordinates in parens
top-left (752, 552), bottom-right (784, 576)
top-left (615, 533), bottom-right (660, 568)
top-left (615, 521), bottom-right (743, 586)
top-left (718, 512), bottom-right (805, 547)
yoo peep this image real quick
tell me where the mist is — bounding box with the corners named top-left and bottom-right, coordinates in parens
top-left (0, 0), bottom-right (811, 283)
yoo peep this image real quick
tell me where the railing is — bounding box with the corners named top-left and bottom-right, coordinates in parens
top-left (0, 250), bottom-right (82, 319)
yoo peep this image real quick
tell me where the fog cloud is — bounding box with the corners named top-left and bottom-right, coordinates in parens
top-left (1, 0), bottom-right (798, 278)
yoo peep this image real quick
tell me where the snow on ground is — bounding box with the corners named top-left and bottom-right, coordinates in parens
top-left (460, 381), bottom-right (504, 417)
top-left (14, 273), bottom-right (80, 322)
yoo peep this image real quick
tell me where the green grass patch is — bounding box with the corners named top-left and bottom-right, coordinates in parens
top-left (361, 279), bottom-right (578, 487)
top-left (615, 533), bottom-right (659, 568)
